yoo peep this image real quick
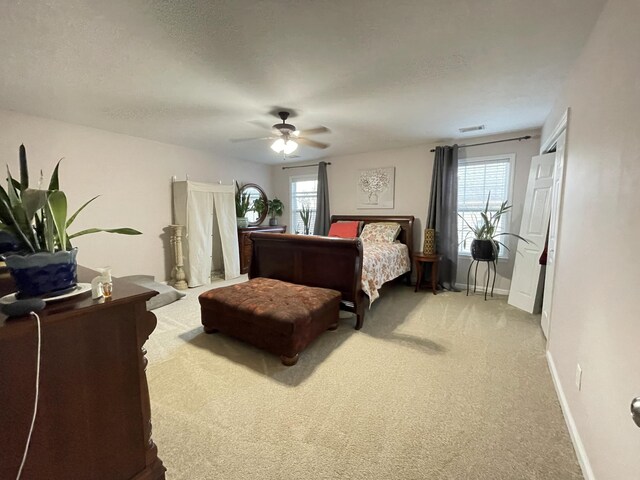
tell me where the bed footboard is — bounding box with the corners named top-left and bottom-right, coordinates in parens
top-left (249, 233), bottom-right (366, 329)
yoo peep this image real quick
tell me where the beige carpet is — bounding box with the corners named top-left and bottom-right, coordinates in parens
top-left (146, 279), bottom-right (582, 480)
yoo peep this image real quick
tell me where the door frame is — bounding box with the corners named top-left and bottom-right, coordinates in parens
top-left (541, 109), bottom-right (569, 154)
top-left (539, 108), bottom-right (570, 344)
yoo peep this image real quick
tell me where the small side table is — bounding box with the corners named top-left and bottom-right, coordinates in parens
top-left (413, 252), bottom-right (442, 294)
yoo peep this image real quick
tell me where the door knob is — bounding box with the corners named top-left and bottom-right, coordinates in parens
top-left (632, 397), bottom-right (640, 428)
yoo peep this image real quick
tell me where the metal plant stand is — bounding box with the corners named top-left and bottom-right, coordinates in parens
top-left (466, 259), bottom-right (497, 300)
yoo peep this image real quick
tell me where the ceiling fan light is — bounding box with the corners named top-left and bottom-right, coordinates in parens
top-left (283, 140), bottom-right (298, 154)
top-left (271, 138), bottom-right (285, 152)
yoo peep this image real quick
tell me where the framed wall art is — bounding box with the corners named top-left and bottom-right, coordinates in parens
top-left (357, 167), bottom-right (395, 209)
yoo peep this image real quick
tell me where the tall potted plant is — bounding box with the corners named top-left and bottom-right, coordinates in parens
top-left (235, 182), bottom-right (252, 228)
top-left (267, 198), bottom-right (284, 226)
top-left (299, 204), bottom-right (311, 235)
top-left (458, 192), bottom-right (529, 261)
top-left (0, 145), bottom-right (142, 297)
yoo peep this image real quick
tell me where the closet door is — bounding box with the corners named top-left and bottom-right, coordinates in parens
top-left (507, 153), bottom-right (555, 313)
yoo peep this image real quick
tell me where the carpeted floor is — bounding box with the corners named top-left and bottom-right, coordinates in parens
top-left (146, 278), bottom-right (582, 480)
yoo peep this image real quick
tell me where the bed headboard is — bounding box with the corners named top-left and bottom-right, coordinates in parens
top-left (330, 215), bottom-right (415, 261)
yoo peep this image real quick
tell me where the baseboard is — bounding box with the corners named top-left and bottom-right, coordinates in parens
top-left (454, 282), bottom-right (509, 296)
top-left (546, 350), bottom-right (595, 480)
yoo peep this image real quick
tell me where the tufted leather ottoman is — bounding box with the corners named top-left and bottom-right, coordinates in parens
top-left (199, 277), bottom-right (341, 366)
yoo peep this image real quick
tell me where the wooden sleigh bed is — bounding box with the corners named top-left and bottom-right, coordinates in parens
top-left (248, 215), bottom-right (415, 330)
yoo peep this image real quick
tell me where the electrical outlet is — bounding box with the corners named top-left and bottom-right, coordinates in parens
top-left (575, 364), bottom-right (583, 391)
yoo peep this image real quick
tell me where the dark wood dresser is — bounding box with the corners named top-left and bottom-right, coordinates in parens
top-left (238, 225), bottom-right (286, 273)
top-left (0, 266), bottom-right (165, 480)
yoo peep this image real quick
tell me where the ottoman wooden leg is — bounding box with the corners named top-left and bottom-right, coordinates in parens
top-left (327, 323), bottom-right (339, 331)
top-left (280, 354), bottom-right (299, 366)
top-left (204, 326), bottom-right (219, 334)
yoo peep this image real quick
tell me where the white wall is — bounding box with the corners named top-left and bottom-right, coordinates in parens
top-left (272, 130), bottom-right (539, 291)
top-left (271, 143), bottom-right (436, 252)
top-left (0, 109), bottom-right (271, 281)
top-left (541, 0), bottom-right (640, 478)
top-left (455, 130), bottom-right (540, 293)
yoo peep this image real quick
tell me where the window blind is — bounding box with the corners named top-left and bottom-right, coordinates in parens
top-left (457, 157), bottom-right (512, 255)
top-left (290, 176), bottom-right (318, 235)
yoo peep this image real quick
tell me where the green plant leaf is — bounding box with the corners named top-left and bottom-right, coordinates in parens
top-left (33, 212), bottom-right (45, 248)
top-left (484, 191), bottom-right (491, 214)
top-left (43, 204), bottom-right (56, 252)
top-left (494, 240), bottom-right (510, 252)
top-left (22, 189), bottom-right (48, 221)
top-left (10, 202), bottom-right (41, 251)
top-left (493, 232), bottom-right (532, 244)
top-left (0, 198), bottom-right (34, 252)
top-left (0, 185), bottom-right (15, 226)
top-left (66, 195), bottom-right (100, 227)
top-left (68, 227), bottom-right (142, 239)
top-left (269, 198), bottom-right (284, 217)
top-left (10, 178), bottom-right (22, 194)
top-left (6, 167), bottom-right (20, 207)
top-left (19, 144), bottom-right (28, 190)
top-left (48, 159), bottom-right (62, 191)
top-left (458, 213), bottom-right (478, 236)
top-left (48, 190), bottom-right (68, 249)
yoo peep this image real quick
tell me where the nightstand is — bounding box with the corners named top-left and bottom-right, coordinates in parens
top-left (413, 252), bottom-right (442, 294)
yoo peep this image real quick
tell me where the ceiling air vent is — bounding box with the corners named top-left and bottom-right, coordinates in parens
top-left (459, 125), bottom-right (485, 133)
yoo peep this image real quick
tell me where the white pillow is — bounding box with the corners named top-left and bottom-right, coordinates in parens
top-left (360, 222), bottom-right (401, 243)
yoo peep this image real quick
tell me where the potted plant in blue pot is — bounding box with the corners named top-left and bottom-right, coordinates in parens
top-left (459, 192), bottom-right (529, 261)
top-left (0, 145), bottom-right (141, 297)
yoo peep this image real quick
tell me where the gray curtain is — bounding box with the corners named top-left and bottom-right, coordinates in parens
top-left (427, 145), bottom-right (459, 290)
top-left (314, 161), bottom-right (331, 235)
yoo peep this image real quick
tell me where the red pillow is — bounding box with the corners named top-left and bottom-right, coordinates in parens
top-left (328, 221), bottom-right (359, 238)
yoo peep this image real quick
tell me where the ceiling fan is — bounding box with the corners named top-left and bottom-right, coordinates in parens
top-left (231, 111), bottom-right (330, 154)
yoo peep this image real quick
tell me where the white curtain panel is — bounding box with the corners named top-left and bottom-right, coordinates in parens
top-left (173, 181), bottom-right (240, 287)
top-left (186, 189), bottom-right (214, 286)
top-left (213, 191), bottom-right (240, 280)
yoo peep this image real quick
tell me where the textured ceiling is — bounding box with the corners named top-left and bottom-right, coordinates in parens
top-left (0, 0), bottom-right (605, 164)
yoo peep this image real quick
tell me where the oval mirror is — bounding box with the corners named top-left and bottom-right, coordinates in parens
top-left (241, 183), bottom-right (268, 226)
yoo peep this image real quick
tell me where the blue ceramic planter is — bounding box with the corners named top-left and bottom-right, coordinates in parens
top-left (3, 248), bottom-right (78, 298)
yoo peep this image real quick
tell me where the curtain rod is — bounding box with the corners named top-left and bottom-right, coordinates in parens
top-left (282, 162), bottom-right (332, 170)
top-left (430, 135), bottom-right (532, 152)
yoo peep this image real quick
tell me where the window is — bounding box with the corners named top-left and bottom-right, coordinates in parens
top-left (457, 154), bottom-right (515, 256)
top-left (290, 174), bottom-right (318, 235)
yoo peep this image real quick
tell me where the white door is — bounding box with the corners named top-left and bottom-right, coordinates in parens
top-left (541, 132), bottom-right (566, 338)
top-left (508, 153), bottom-right (555, 313)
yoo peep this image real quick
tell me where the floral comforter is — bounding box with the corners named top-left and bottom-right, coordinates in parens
top-left (361, 242), bottom-right (410, 304)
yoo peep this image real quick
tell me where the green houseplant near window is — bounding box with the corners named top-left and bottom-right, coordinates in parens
top-left (299, 204), bottom-right (312, 235)
top-left (252, 197), bottom-right (266, 220)
top-left (458, 192), bottom-right (529, 261)
top-left (0, 145), bottom-right (142, 297)
top-left (252, 197), bottom-right (284, 226)
top-left (267, 198), bottom-right (284, 226)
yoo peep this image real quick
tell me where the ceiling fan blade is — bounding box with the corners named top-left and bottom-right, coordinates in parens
top-left (296, 126), bottom-right (330, 136)
top-left (297, 137), bottom-right (330, 149)
top-left (230, 136), bottom-right (274, 143)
